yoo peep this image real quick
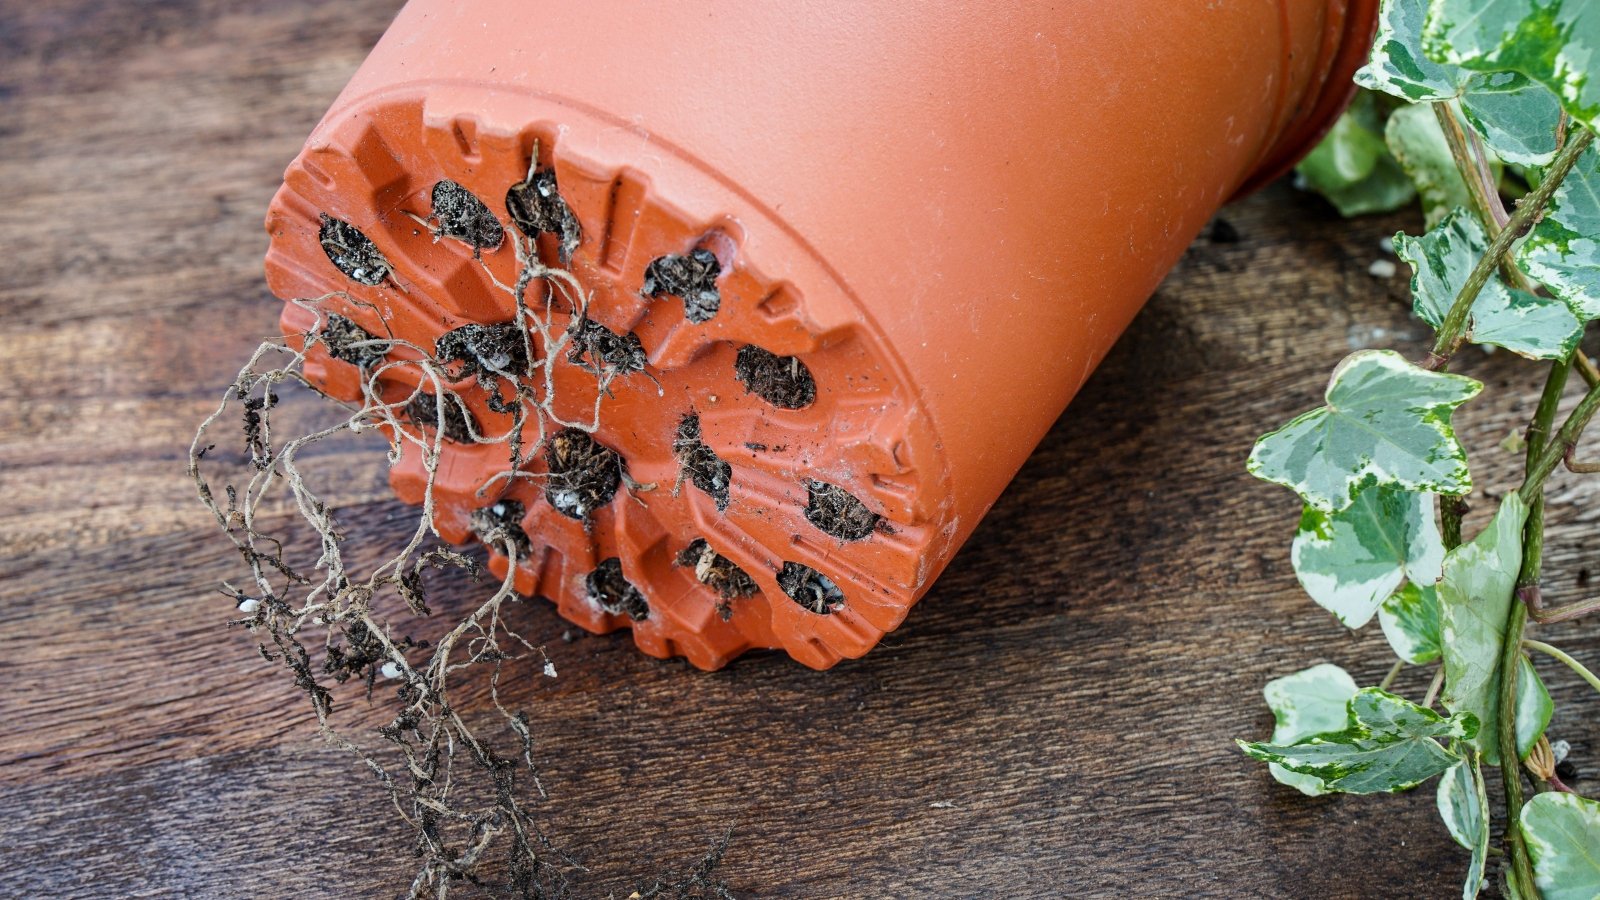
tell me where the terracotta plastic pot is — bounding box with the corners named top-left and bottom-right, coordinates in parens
top-left (263, 0), bottom-right (1377, 670)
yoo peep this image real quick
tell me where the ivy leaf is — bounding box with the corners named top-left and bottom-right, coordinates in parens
top-left (1398, 208), bottom-right (1584, 359)
top-left (1459, 84), bottom-right (1565, 167)
top-left (1520, 792), bottom-right (1600, 900)
top-left (1423, 0), bottom-right (1600, 135)
top-left (1238, 688), bottom-right (1475, 794)
top-left (1515, 655), bottom-right (1554, 761)
top-left (1439, 493), bottom-right (1529, 765)
top-left (1381, 581), bottom-right (1445, 663)
top-left (1518, 142), bottom-right (1600, 320)
top-left (1259, 663), bottom-right (1361, 796)
top-left (1359, 0), bottom-right (1472, 99)
top-left (1386, 104), bottom-right (1480, 226)
top-left (1248, 350), bottom-right (1481, 513)
top-left (1297, 89), bottom-right (1418, 216)
top-left (1358, 0), bottom-right (1563, 165)
top-left (1292, 487), bottom-right (1445, 628)
top-left (1437, 757), bottom-right (1491, 899)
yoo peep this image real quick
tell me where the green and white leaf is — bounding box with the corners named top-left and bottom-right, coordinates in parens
top-left (1423, 0), bottom-right (1600, 135)
top-left (1439, 493), bottom-right (1529, 765)
top-left (1397, 208), bottom-right (1584, 358)
top-left (1437, 756), bottom-right (1490, 899)
top-left (1260, 663), bottom-right (1361, 796)
top-left (1361, 0), bottom-right (1474, 99)
top-left (1292, 486), bottom-right (1445, 628)
top-left (1459, 81), bottom-right (1565, 167)
top-left (1297, 89), bottom-right (1418, 216)
top-left (1381, 581), bottom-right (1445, 663)
top-left (1386, 103), bottom-right (1480, 226)
top-left (1520, 792), bottom-right (1600, 900)
top-left (1238, 688), bottom-right (1475, 794)
top-left (1358, 0), bottom-right (1563, 165)
top-left (1515, 654), bottom-right (1554, 760)
top-left (1518, 142), bottom-right (1600, 320)
top-left (1248, 350), bottom-right (1481, 513)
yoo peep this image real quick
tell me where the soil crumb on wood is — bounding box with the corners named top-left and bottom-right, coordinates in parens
top-left (471, 498), bottom-right (532, 559)
top-left (777, 561), bottom-right (844, 614)
top-left (545, 427), bottom-right (622, 520)
top-left (318, 214), bottom-right (391, 285)
top-left (587, 557), bottom-right (649, 620)
top-left (434, 322), bottom-right (531, 380)
top-left (319, 314), bottom-right (389, 369)
top-left (673, 414), bottom-right (732, 510)
top-left (733, 345), bottom-right (816, 409)
top-left (804, 479), bottom-right (880, 540)
top-left (1208, 217), bottom-right (1241, 244)
top-left (643, 248), bottom-right (721, 323)
top-left (506, 165), bottom-right (581, 264)
top-left (431, 180), bottom-right (504, 254)
top-left (676, 538), bottom-right (758, 617)
top-left (405, 391), bottom-right (477, 443)
top-left (568, 316), bottom-right (647, 377)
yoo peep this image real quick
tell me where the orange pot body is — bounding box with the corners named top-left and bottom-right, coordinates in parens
top-left (264, 0), bottom-right (1376, 669)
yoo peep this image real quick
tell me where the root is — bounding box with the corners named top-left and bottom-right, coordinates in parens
top-left (191, 215), bottom-right (729, 894)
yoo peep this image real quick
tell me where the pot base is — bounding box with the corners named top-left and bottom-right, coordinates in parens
top-left (265, 87), bottom-right (956, 670)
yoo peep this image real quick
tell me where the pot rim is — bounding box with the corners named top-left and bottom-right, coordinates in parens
top-left (1231, 0), bottom-right (1380, 199)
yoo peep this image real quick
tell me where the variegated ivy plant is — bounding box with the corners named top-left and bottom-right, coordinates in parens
top-left (1242, 1), bottom-right (1600, 897)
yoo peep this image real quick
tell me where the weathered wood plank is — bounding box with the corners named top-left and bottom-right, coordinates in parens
top-left (2, 1), bottom-right (1597, 897)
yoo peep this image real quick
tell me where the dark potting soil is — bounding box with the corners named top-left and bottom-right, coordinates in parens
top-left (545, 428), bottom-right (622, 520)
top-left (470, 498), bottom-right (532, 559)
top-left (318, 214), bottom-right (391, 286)
top-left (733, 344), bottom-right (816, 409)
top-left (587, 557), bottom-right (649, 621)
top-left (777, 561), bottom-right (844, 615)
top-left (568, 316), bottom-right (647, 377)
top-left (434, 323), bottom-right (531, 380)
top-left (431, 180), bottom-right (504, 254)
top-left (320, 314), bottom-right (390, 369)
top-left (506, 166), bottom-right (581, 264)
top-left (676, 538), bottom-right (759, 603)
top-left (405, 392), bottom-right (477, 444)
top-left (804, 479), bottom-right (880, 541)
top-left (643, 248), bottom-right (721, 324)
top-left (673, 414), bottom-right (731, 511)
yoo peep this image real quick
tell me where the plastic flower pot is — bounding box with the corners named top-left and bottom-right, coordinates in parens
top-left (263, 0), bottom-right (1378, 670)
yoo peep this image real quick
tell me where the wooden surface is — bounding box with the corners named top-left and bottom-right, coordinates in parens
top-left (3, 2), bottom-right (1598, 897)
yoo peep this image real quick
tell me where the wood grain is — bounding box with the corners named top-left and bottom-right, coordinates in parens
top-left (2, 1), bottom-right (1598, 897)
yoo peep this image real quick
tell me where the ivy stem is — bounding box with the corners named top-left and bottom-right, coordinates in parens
top-left (1516, 356), bottom-right (1572, 594)
top-left (1567, 445), bottom-right (1600, 474)
top-left (1497, 601), bottom-right (1538, 898)
top-left (1435, 102), bottom-right (1509, 233)
top-left (1441, 496), bottom-right (1465, 551)
top-left (1423, 666), bottom-right (1444, 709)
top-left (1576, 352), bottom-right (1600, 388)
top-left (1529, 595), bottom-right (1600, 624)
top-left (1524, 639), bottom-right (1600, 694)
top-left (1427, 128), bottom-right (1595, 369)
top-left (1494, 351), bottom-right (1579, 898)
top-left (1519, 372), bottom-right (1600, 505)
top-left (1378, 659), bottom-right (1404, 692)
